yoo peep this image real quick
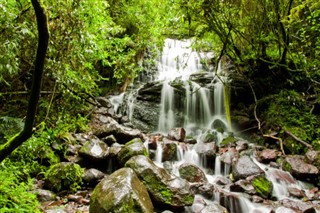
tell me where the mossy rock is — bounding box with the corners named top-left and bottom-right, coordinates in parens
top-left (90, 168), bottom-right (154, 213)
top-left (220, 135), bottom-right (237, 146)
top-left (125, 155), bottom-right (194, 209)
top-left (252, 176), bottom-right (273, 199)
top-left (117, 138), bottom-right (148, 165)
top-left (44, 162), bottom-right (83, 192)
top-left (202, 131), bottom-right (217, 143)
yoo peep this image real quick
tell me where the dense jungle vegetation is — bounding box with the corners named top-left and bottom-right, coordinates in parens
top-left (0, 0), bottom-right (319, 211)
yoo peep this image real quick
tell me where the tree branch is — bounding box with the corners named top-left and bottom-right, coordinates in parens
top-left (0, 0), bottom-right (49, 162)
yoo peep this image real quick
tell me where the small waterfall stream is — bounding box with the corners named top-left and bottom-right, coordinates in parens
top-left (111, 38), bottom-right (318, 213)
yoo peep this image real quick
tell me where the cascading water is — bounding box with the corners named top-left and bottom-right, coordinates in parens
top-left (156, 38), bottom-right (229, 134)
top-left (115, 38), bottom-right (318, 213)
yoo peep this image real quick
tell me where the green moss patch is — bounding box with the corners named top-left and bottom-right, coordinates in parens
top-left (252, 176), bottom-right (273, 199)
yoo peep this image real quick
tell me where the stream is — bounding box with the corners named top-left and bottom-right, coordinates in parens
top-left (110, 38), bottom-right (319, 213)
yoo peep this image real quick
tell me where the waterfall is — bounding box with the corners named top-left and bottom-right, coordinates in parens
top-left (157, 38), bottom-right (230, 133)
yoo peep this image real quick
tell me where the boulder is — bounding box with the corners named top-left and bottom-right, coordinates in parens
top-left (167, 127), bottom-right (186, 142)
top-left (282, 155), bottom-right (319, 181)
top-left (125, 155), bottom-right (194, 210)
top-left (82, 168), bottom-right (105, 186)
top-left (78, 137), bottom-right (109, 162)
top-left (200, 130), bottom-right (218, 143)
top-left (162, 139), bottom-right (178, 161)
top-left (102, 134), bottom-right (117, 146)
top-left (305, 150), bottom-right (320, 168)
top-left (230, 179), bottom-right (255, 194)
top-left (89, 113), bottom-right (142, 143)
top-left (232, 155), bottom-right (264, 181)
top-left (179, 163), bottom-right (207, 183)
top-left (90, 168), bottom-right (154, 213)
top-left (194, 142), bottom-right (217, 157)
top-left (117, 138), bottom-right (148, 166)
top-left (190, 183), bottom-right (215, 199)
top-left (189, 195), bottom-right (228, 213)
top-left (109, 143), bottom-right (123, 157)
top-left (34, 189), bottom-right (56, 202)
top-left (96, 96), bottom-right (112, 108)
top-left (287, 187), bottom-right (305, 199)
top-left (280, 199), bottom-right (315, 213)
top-left (252, 176), bottom-right (273, 199)
top-left (44, 162), bottom-right (83, 192)
top-left (257, 149), bottom-right (281, 163)
top-left (220, 148), bottom-right (239, 165)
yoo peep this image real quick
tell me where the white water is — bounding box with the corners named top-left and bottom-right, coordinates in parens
top-left (157, 38), bottom-right (230, 133)
top-left (109, 93), bottom-right (125, 113)
top-left (116, 38), bottom-right (318, 213)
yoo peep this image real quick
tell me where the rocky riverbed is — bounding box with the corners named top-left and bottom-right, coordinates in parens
top-left (36, 98), bottom-right (320, 213)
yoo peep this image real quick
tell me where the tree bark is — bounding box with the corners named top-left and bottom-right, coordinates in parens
top-left (0, 0), bottom-right (49, 162)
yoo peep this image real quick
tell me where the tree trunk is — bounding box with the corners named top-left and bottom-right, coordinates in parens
top-left (0, 0), bottom-right (49, 162)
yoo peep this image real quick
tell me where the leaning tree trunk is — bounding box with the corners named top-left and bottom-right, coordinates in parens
top-left (0, 0), bottom-right (49, 162)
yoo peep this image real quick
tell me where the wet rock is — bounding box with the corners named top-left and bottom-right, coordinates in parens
top-left (252, 195), bottom-right (264, 203)
top-left (214, 176), bottom-right (232, 185)
top-left (200, 130), bottom-right (218, 143)
top-left (189, 195), bottom-right (228, 213)
top-left (167, 127), bottom-right (186, 142)
top-left (90, 168), bottom-right (154, 213)
top-left (257, 149), bottom-right (281, 163)
top-left (148, 134), bottom-right (164, 150)
top-left (305, 150), bottom-right (320, 168)
top-left (231, 179), bottom-right (255, 194)
top-left (109, 143), bottom-right (123, 157)
top-left (232, 155), bottom-right (264, 181)
top-left (34, 189), bottom-right (56, 202)
top-left (67, 194), bottom-right (83, 203)
top-left (96, 96), bottom-right (112, 108)
top-left (82, 168), bottom-right (105, 186)
top-left (287, 187), bottom-right (305, 199)
top-left (252, 176), bottom-right (273, 199)
top-left (282, 155), bottom-right (319, 181)
top-left (211, 119), bottom-right (228, 133)
top-left (130, 98), bottom-right (161, 132)
top-left (236, 140), bottom-right (249, 152)
top-left (162, 139), bottom-right (178, 161)
top-left (101, 134), bottom-right (117, 146)
top-left (185, 137), bottom-right (197, 144)
top-left (274, 206), bottom-right (299, 213)
top-left (117, 138), bottom-right (148, 166)
top-left (44, 162), bottom-right (83, 192)
top-left (280, 198), bottom-right (315, 213)
top-left (45, 207), bottom-right (67, 213)
top-left (220, 147), bottom-right (239, 165)
top-left (194, 142), bottom-right (217, 157)
top-left (78, 137), bottom-right (109, 162)
top-left (89, 113), bottom-right (142, 143)
top-left (179, 163), bottom-right (207, 183)
top-left (190, 183), bottom-right (215, 199)
top-left (95, 106), bottom-right (109, 115)
top-left (125, 155), bottom-right (194, 210)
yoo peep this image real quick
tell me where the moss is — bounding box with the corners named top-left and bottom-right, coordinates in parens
top-left (125, 138), bottom-right (143, 146)
top-left (282, 161), bottom-right (293, 172)
top-left (44, 162), bottom-right (83, 192)
top-left (220, 135), bottom-right (237, 146)
top-left (183, 194), bottom-right (194, 205)
top-left (142, 173), bottom-right (173, 204)
top-left (252, 176), bottom-right (273, 199)
top-left (203, 132), bottom-right (217, 143)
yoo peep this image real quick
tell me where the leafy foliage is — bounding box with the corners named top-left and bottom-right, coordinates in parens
top-left (0, 165), bottom-right (40, 213)
top-left (263, 90), bottom-right (320, 153)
